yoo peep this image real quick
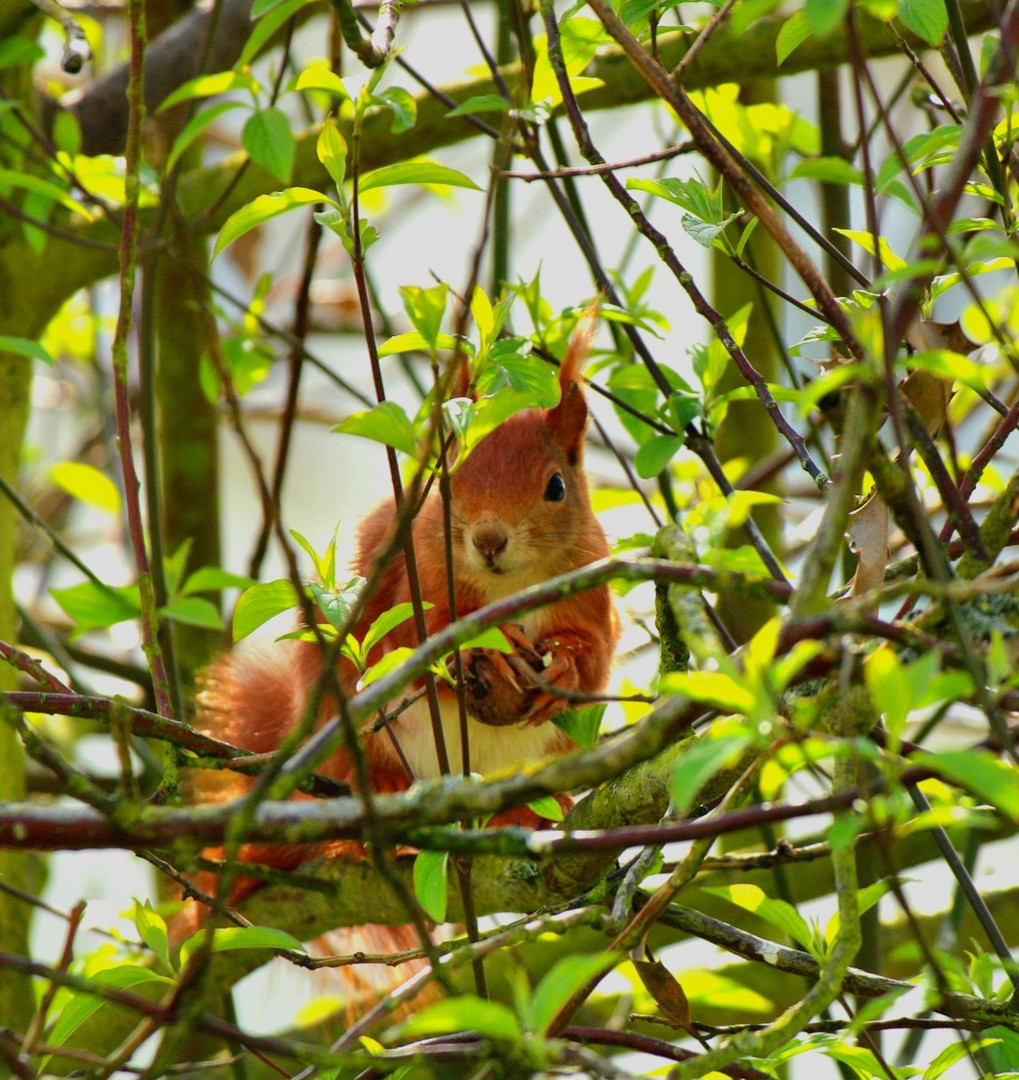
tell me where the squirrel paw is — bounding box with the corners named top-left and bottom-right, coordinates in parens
top-left (460, 624), bottom-right (544, 727)
top-left (521, 640), bottom-right (581, 726)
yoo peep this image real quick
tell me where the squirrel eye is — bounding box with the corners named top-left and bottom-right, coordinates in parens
top-left (544, 472), bottom-right (566, 502)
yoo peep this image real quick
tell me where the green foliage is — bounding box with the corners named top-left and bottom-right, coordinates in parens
top-left (5, 1), bottom-right (1019, 1077)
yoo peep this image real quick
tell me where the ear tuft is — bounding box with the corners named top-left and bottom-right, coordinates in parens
top-left (548, 307), bottom-right (598, 465)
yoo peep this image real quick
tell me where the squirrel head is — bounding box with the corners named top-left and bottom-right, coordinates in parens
top-left (443, 317), bottom-right (606, 600)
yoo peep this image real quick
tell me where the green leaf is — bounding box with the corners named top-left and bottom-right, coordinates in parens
top-left (526, 795), bottom-right (565, 822)
top-left (400, 283), bottom-right (449, 352)
top-left (898, 0), bottom-right (948, 45)
top-left (661, 670), bottom-right (758, 715)
top-left (924, 1037), bottom-right (999, 1079)
top-left (358, 161), bottom-right (481, 194)
top-left (682, 209), bottom-right (743, 249)
top-left (668, 733), bottom-right (753, 819)
top-left (317, 116), bottom-right (347, 189)
top-left (158, 70), bottom-right (249, 113)
top-left (295, 66), bottom-right (349, 98)
top-left (362, 601), bottom-right (430, 656)
top-left (378, 331), bottom-right (460, 357)
top-left (49, 461), bottom-right (120, 514)
top-left (213, 187), bottom-right (329, 259)
top-left (552, 704), bottom-right (605, 749)
top-left (46, 966), bottom-right (174, 1051)
top-left (309, 579), bottom-right (364, 632)
top-left (51, 581), bottom-right (140, 635)
top-left (915, 750), bottom-right (1019, 819)
top-left (166, 101), bottom-right (245, 175)
top-left (181, 566), bottom-right (258, 594)
top-left (732, 0), bottom-right (784, 36)
top-left (634, 435), bottom-right (684, 478)
top-left (704, 882), bottom-right (814, 951)
top-left (396, 996), bottom-right (523, 1043)
top-left (776, 9), bottom-right (812, 65)
top-left (0, 169), bottom-right (95, 222)
top-left (372, 87), bottom-right (417, 133)
top-left (232, 578), bottom-right (301, 641)
top-left (243, 107), bottom-right (295, 182)
top-left (834, 228), bottom-right (907, 272)
top-left (360, 646), bottom-right (415, 689)
top-left (413, 849), bottom-right (449, 922)
top-left (134, 899), bottom-right (171, 972)
top-left (160, 596), bottom-right (225, 631)
top-left (0, 37), bottom-right (44, 71)
top-left (458, 626), bottom-right (512, 652)
top-left (805, 0), bottom-right (846, 36)
top-left (334, 400), bottom-right (418, 456)
top-left (789, 157), bottom-right (863, 185)
top-left (179, 925), bottom-right (306, 970)
top-left (530, 953), bottom-right (618, 1035)
top-left (447, 94), bottom-right (510, 117)
top-left (239, 0), bottom-right (308, 67)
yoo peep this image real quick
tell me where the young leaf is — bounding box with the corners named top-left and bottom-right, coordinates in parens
top-left (181, 566), bottom-right (258, 595)
top-left (371, 87), bottom-right (417, 133)
top-left (242, 107), bottom-right (295, 182)
top-left (160, 596), bottom-right (225, 631)
top-left (334, 400), bottom-right (418, 456)
top-left (179, 925), bottom-right (306, 970)
top-left (362, 601), bottom-right (431, 656)
top-left (447, 94), bottom-right (510, 117)
top-left (317, 116), bottom-right (348, 189)
top-left (49, 462), bottom-right (120, 514)
top-left (51, 581), bottom-right (141, 635)
top-left (45, 966), bottom-right (174, 1051)
top-left (915, 750), bottom-right (1019, 819)
top-left (898, 0), bottom-right (948, 46)
top-left (358, 161), bottom-right (481, 194)
top-left (413, 849), bottom-right (449, 922)
top-left (0, 169), bottom-right (95, 222)
top-left (552, 704), bottom-right (605, 749)
top-left (157, 70), bottom-right (249, 113)
top-left (526, 795), bottom-right (565, 822)
top-left (395, 996), bottom-right (523, 1043)
top-left (529, 953), bottom-right (619, 1035)
top-left (635, 435), bottom-right (684, 478)
top-left (239, 0), bottom-right (308, 67)
top-left (232, 578), bottom-right (301, 641)
top-left (668, 732), bottom-right (753, 818)
top-left (776, 9), bottom-right (812, 64)
top-left (295, 66), bottom-right (349, 98)
top-left (213, 188), bottom-right (330, 259)
top-left (359, 646), bottom-right (416, 689)
top-left (309, 579), bottom-right (364, 631)
top-left (165, 101), bottom-right (245, 175)
top-left (134, 900), bottom-right (171, 972)
top-left (0, 335), bottom-right (55, 365)
top-left (704, 882), bottom-right (814, 952)
top-left (805, 0), bottom-right (847, 36)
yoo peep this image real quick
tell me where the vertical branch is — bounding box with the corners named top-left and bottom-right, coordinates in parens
top-left (110, 0), bottom-right (171, 720)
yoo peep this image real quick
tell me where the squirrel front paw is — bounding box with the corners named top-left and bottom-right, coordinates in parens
top-left (461, 646), bottom-right (537, 726)
top-left (459, 624), bottom-right (544, 727)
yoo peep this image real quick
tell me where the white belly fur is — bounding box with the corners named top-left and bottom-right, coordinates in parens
top-left (391, 695), bottom-right (562, 780)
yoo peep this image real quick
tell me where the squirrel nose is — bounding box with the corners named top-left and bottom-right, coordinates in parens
top-left (472, 523), bottom-right (508, 561)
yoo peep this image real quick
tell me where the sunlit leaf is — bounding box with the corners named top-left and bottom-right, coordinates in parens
top-left (49, 461), bottom-right (120, 514)
top-left (413, 850), bottom-right (449, 922)
top-left (213, 188), bottom-right (329, 259)
top-left (232, 579), bottom-right (301, 641)
top-left (358, 161), bottom-right (481, 194)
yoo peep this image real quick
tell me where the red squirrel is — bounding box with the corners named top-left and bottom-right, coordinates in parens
top-left (180, 321), bottom-right (618, 936)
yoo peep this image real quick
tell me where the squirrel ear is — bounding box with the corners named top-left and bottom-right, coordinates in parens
top-left (547, 308), bottom-right (597, 465)
top-left (547, 378), bottom-right (588, 465)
